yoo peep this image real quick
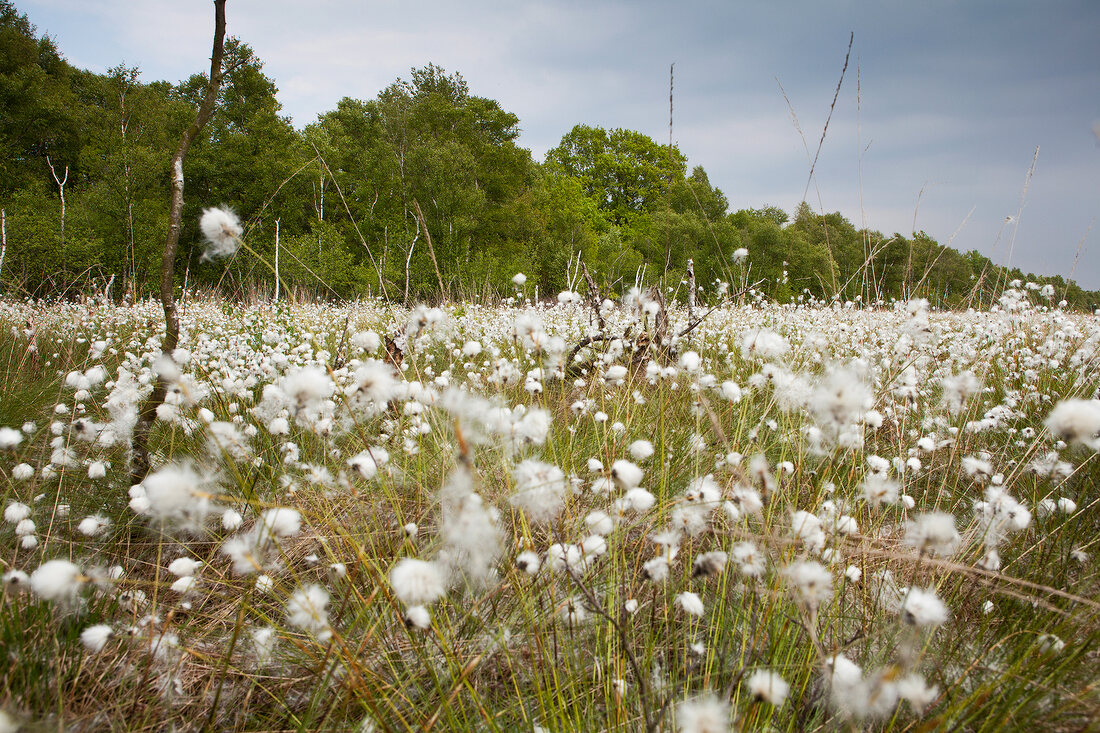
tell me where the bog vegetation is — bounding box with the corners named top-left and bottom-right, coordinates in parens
top-left (0, 286), bottom-right (1098, 731)
top-left (2, 3), bottom-right (1100, 732)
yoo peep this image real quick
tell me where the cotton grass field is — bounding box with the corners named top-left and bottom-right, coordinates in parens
top-left (1, 284), bottom-right (1098, 732)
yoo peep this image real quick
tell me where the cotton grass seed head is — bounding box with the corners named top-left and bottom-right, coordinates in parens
top-left (30, 559), bottom-right (85, 602)
top-left (901, 587), bottom-right (950, 627)
top-left (389, 558), bottom-right (446, 607)
top-left (199, 207), bottom-right (243, 260)
top-left (746, 669), bottom-right (789, 706)
top-left (676, 694), bottom-right (731, 733)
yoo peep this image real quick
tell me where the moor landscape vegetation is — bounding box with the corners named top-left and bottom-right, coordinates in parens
top-left (1, 2), bottom-right (1099, 731)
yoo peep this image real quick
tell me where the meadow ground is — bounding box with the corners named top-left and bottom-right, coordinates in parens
top-left (0, 286), bottom-right (1098, 732)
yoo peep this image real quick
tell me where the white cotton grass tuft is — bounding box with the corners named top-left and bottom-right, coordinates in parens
top-left (610, 459), bottom-right (644, 490)
top-left (221, 509), bottom-right (243, 531)
top-left (784, 560), bottom-right (833, 611)
top-left (628, 439), bottom-right (654, 461)
top-left (251, 626), bottom-right (277, 665)
top-left (509, 459), bottom-right (569, 523)
top-left (692, 551), bottom-right (728, 578)
top-left (285, 583), bottom-right (331, 642)
top-left (199, 207), bottom-right (243, 261)
top-left (404, 605), bottom-right (432, 630)
top-left (746, 669), bottom-right (789, 705)
top-left (4, 501), bottom-right (31, 524)
top-left (80, 624), bottom-right (113, 653)
top-left (900, 587), bottom-right (950, 627)
top-left (30, 559), bottom-right (85, 602)
top-left (1044, 398), bottom-right (1100, 448)
top-left (904, 512), bottom-right (960, 556)
top-left (168, 557), bottom-right (203, 577)
top-left (389, 558), bottom-right (447, 607)
top-left (676, 693), bottom-right (731, 732)
top-left (77, 514), bottom-right (110, 537)
top-left (675, 591), bottom-right (705, 617)
top-left (0, 426), bottom-right (23, 449)
top-left (140, 462), bottom-right (218, 526)
top-left (258, 507), bottom-right (301, 542)
top-left (515, 550), bottom-right (542, 576)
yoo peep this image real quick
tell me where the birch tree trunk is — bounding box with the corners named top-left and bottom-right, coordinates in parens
top-left (131, 0), bottom-right (228, 483)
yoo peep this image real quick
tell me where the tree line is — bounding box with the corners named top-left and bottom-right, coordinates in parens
top-left (2, 2), bottom-right (1096, 309)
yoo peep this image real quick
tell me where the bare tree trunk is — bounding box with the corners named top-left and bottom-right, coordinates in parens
top-left (131, 0), bottom-right (227, 483)
top-left (46, 156), bottom-right (68, 248)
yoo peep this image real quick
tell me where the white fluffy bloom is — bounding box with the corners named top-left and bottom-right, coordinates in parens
top-left (620, 487), bottom-right (656, 514)
top-left (285, 583), bottom-right (331, 641)
top-left (628, 440), bottom-right (654, 461)
top-left (900, 587), bottom-right (950, 627)
top-left (222, 509), bottom-right (243, 531)
top-left (77, 514), bottom-right (110, 537)
top-left (611, 459), bottom-right (644, 490)
top-left (1044, 399), bottom-right (1100, 448)
top-left (170, 575), bottom-right (198, 594)
top-left (904, 512), bottom-right (960, 556)
top-left (199, 207), bottom-right (243, 260)
top-left (4, 501), bottom-right (30, 524)
top-left (515, 550), bottom-right (541, 576)
top-left (0, 426), bottom-right (23, 449)
top-left (30, 559), bottom-right (84, 602)
top-left (510, 459), bottom-right (569, 522)
top-left (141, 462), bottom-right (218, 525)
top-left (258, 508), bottom-right (301, 542)
top-left (80, 624), bottom-right (113, 652)
top-left (741, 329), bottom-right (789, 360)
top-left (389, 558), bottom-right (447, 606)
top-left (168, 557), bottom-right (203, 577)
top-left (404, 604), bottom-right (432, 630)
top-left (676, 591), bottom-right (705, 617)
top-left (746, 669), bottom-right (789, 705)
top-left (676, 694), bottom-right (730, 733)
top-left (251, 626), bottom-right (277, 665)
top-left (347, 447), bottom-right (389, 480)
top-left (784, 560), bottom-right (833, 611)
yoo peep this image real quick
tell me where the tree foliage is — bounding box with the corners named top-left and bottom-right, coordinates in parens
top-left (0, 2), bottom-right (1096, 309)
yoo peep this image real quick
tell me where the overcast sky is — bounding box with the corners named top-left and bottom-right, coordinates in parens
top-left (18, 0), bottom-right (1100, 288)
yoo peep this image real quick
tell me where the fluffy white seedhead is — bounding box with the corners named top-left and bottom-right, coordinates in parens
top-left (1045, 398), bottom-right (1100, 449)
top-left (4, 501), bottom-right (30, 524)
top-left (510, 459), bottom-right (568, 523)
top-left (199, 207), bottom-right (243, 261)
top-left (141, 462), bottom-right (219, 527)
top-left (80, 624), bottom-right (113, 652)
top-left (389, 558), bottom-right (446, 607)
top-left (30, 559), bottom-right (84, 602)
top-left (900, 587), bottom-right (950, 627)
top-left (904, 512), bottom-right (960, 556)
top-left (676, 694), bottom-right (730, 733)
top-left (784, 560), bottom-right (833, 611)
top-left (610, 459), bottom-right (643, 490)
top-left (746, 670), bottom-right (789, 706)
top-left (285, 583), bottom-right (331, 642)
top-left (675, 591), bottom-right (705, 617)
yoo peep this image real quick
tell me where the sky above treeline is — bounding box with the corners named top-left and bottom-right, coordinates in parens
top-left (17, 0), bottom-right (1100, 288)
